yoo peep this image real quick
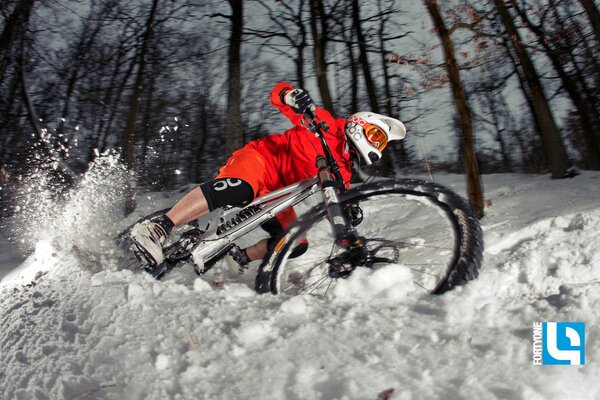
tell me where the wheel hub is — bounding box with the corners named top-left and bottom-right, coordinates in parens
top-left (326, 238), bottom-right (400, 279)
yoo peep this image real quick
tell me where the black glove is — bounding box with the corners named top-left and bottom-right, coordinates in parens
top-left (283, 88), bottom-right (314, 114)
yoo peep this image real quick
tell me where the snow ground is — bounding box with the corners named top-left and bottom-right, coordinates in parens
top-left (1, 167), bottom-right (599, 400)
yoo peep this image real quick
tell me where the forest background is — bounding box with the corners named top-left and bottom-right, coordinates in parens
top-left (0, 0), bottom-right (598, 216)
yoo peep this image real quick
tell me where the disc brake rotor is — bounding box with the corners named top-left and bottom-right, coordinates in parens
top-left (326, 238), bottom-right (400, 278)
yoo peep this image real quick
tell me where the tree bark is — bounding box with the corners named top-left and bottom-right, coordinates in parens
top-left (352, 0), bottom-right (379, 113)
top-left (578, 0), bottom-right (600, 48)
top-left (0, 0), bottom-right (34, 54)
top-left (423, 0), bottom-right (484, 218)
top-left (501, 36), bottom-right (544, 148)
top-left (341, 1), bottom-right (358, 113)
top-left (309, 0), bottom-right (335, 115)
top-left (20, 49), bottom-right (75, 186)
top-left (122, 0), bottom-right (159, 214)
top-left (494, 0), bottom-right (572, 179)
top-left (294, 1), bottom-right (307, 88)
top-left (346, 35), bottom-right (359, 113)
top-left (225, 0), bottom-right (244, 155)
top-left (0, 0), bottom-right (35, 103)
top-left (516, 4), bottom-right (600, 169)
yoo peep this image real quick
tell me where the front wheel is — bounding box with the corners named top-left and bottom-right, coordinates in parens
top-left (255, 178), bottom-right (483, 296)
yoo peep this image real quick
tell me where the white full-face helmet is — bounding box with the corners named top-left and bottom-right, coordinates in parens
top-left (345, 112), bottom-right (407, 165)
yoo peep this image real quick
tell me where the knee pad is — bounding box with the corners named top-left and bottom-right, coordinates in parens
top-left (199, 178), bottom-right (253, 211)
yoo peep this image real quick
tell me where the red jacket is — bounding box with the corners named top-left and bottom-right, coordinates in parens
top-left (244, 82), bottom-right (353, 192)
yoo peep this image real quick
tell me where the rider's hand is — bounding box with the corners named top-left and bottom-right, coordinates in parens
top-left (283, 88), bottom-right (314, 114)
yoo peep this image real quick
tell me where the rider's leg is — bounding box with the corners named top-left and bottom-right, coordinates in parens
top-left (260, 209), bottom-right (308, 259)
top-left (166, 187), bottom-right (210, 226)
top-left (227, 211), bottom-right (306, 271)
top-left (132, 148), bottom-right (265, 268)
top-left (245, 239), bottom-right (269, 261)
top-left (131, 179), bottom-right (254, 267)
top-left (168, 177), bottom-right (256, 226)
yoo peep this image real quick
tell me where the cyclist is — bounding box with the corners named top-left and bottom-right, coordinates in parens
top-left (131, 81), bottom-right (406, 270)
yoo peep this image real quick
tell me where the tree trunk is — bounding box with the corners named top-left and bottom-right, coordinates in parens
top-left (140, 69), bottom-right (158, 173)
top-left (343, 8), bottom-right (359, 113)
top-left (578, 0), bottom-right (600, 48)
top-left (0, 0), bottom-right (35, 68)
top-left (352, 0), bottom-right (379, 113)
top-left (0, 0), bottom-right (33, 169)
top-left (501, 37), bottom-right (544, 149)
top-left (423, 0), bottom-right (484, 218)
top-left (352, 0), bottom-right (391, 177)
top-left (19, 49), bottom-right (75, 186)
top-left (192, 97), bottom-right (209, 182)
top-left (309, 0), bottom-right (335, 115)
top-left (557, 3), bottom-right (600, 123)
top-left (99, 36), bottom-right (138, 156)
top-left (294, 1), bottom-right (307, 88)
top-left (92, 43), bottom-right (126, 162)
top-left (225, 0), bottom-right (244, 154)
top-left (494, 0), bottom-right (572, 179)
top-left (516, 4), bottom-right (600, 169)
top-left (122, 0), bottom-right (159, 214)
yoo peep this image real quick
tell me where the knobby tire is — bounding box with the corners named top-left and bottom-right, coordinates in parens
top-left (255, 178), bottom-right (483, 295)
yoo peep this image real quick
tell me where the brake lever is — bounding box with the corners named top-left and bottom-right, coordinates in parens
top-left (302, 104), bottom-right (344, 187)
top-left (301, 106), bottom-right (329, 136)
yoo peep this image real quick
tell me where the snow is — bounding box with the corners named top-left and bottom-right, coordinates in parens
top-left (1, 167), bottom-right (600, 400)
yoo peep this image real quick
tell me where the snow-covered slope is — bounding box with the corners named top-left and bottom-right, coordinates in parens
top-left (1, 169), bottom-right (599, 400)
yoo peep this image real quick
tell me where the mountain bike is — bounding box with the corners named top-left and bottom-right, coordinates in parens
top-left (117, 110), bottom-right (483, 296)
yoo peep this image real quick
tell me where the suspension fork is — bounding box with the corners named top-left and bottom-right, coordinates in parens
top-left (303, 108), bottom-right (361, 247)
top-left (316, 155), bottom-right (356, 244)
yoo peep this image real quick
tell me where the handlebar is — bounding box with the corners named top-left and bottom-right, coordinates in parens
top-left (301, 107), bottom-right (344, 189)
top-left (280, 87), bottom-right (344, 188)
top-left (301, 106), bottom-right (329, 135)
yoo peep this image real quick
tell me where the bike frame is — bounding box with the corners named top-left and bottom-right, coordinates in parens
top-left (188, 106), bottom-right (353, 273)
top-left (189, 177), bottom-right (321, 270)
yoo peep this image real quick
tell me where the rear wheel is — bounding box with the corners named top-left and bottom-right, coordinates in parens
top-left (255, 178), bottom-right (483, 296)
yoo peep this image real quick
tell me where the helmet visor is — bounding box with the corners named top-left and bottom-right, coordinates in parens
top-left (365, 124), bottom-right (388, 151)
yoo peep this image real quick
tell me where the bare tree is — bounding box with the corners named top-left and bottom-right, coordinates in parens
top-left (515, 1), bottom-right (600, 169)
top-left (250, 1), bottom-right (309, 87)
top-left (225, 0), bottom-right (244, 154)
top-left (493, 0), bottom-right (572, 179)
top-left (352, 0), bottom-right (379, 113)
top-left (474, 77), bottom-right (516, 172)
top-left (578, 0), bottom-right (600, 47)
top-left (0, 0), bottom-right (35, 169)
top-left (423, 0), bottom-right (484, 218)
top-left (309, 0), bottom-right (335, 114)
top-left (0, 0), bottom-right (34, 78)
top-left (123, 0), bottom-right (160, 213)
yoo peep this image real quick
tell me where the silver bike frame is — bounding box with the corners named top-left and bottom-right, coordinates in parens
top-left (189, 177), bottom-right (321, 269)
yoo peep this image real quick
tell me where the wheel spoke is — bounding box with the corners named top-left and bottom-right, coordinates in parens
top-left (266, 180), bottom-right (483, 295)
top-left (408, 268), bottom-right (441, 277)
